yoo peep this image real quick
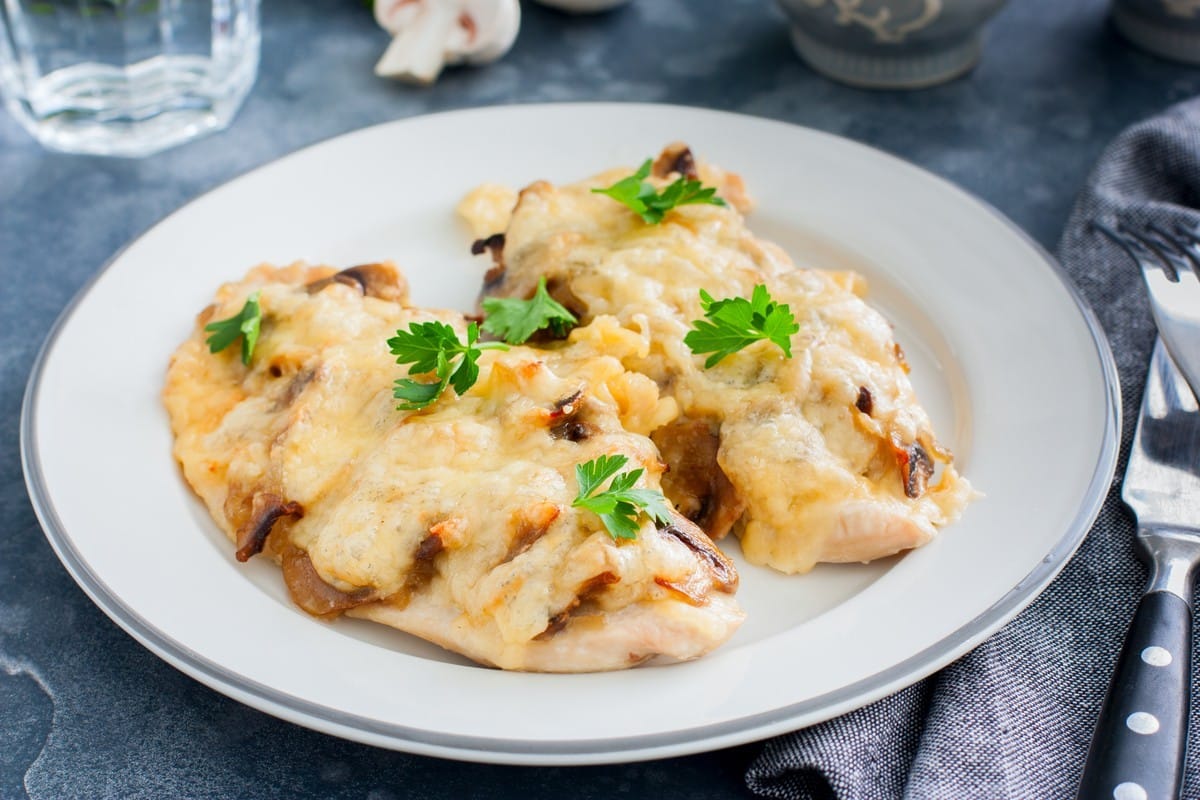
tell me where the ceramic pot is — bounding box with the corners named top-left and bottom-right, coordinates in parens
top-left (775, 0), bottom-right (1008, 89)
top-left (1111, 0), bottom-right (1200, 65)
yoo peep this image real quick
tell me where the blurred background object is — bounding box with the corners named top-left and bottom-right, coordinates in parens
top-left (1111, 0), bottom-right (1200, 65)
top-left (374, 0), bottom-right (520, 84)
top-left (775, 0), bottom-right (1007, 89)
top-left (0, 0), bottom-right (260, 157)
top-left (531, 0), bottom-right (634, 13)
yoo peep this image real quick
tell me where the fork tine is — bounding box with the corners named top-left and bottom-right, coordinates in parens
top-left (1094, 220), bottom-right (1145, 261)
top-left (1174, 220), bottom-right (1200, 245)
top-left (1170, 222), bottom-right (1200, 274)
top-left (1094, 220), bottom-right (1179, 282)
top-left (1096, 217), bottom-right (1200, 405)
top-left (1117, 225), bottom-right (1181, 282)
top-left (1146, 221), bottom-right (1200, 280)
top-left (1140, 254), bottom-right (1184, 300)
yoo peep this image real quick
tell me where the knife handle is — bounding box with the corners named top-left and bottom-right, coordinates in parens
top-left (1077, 590), bottom-right (1190, 800)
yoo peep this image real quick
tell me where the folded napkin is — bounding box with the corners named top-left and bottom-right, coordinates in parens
top-left (746, 96), bottom-right (1200, 799)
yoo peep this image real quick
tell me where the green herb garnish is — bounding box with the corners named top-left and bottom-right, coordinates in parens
top-left (572, 454), bottom-right (672, 540)
top-left (481, 276), bottom-right (578, 344)
top-left (388, 320), bottom-right (508, 410)
top-left (683, 284), bottom-right (799, 368)
top-left (205, 290), bottom-right (262, 366)
top-left (591, 159), bottom-right (726, 224)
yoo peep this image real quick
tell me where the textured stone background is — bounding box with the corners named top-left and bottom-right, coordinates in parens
top-left (2, 1), bottom-right (1199, 798)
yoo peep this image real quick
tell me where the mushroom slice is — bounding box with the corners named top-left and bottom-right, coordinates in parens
top-left (374, 0), bottom-right (521, 84)
top-left (651, 417), bottom-right (744, 540)
top-left (234, 492), bottom-right (304, 562)
top-left (305, 262), bottom-right (409, 302)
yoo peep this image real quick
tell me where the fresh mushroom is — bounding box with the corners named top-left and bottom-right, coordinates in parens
top-left (374, 0), bottom-right (520, 84)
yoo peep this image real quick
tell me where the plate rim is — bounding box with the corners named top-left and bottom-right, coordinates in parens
top-left (19, 101), bottom-right (1121, 765)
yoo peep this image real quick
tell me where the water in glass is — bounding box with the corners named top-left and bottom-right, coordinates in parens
top-left (0, 0), bottom-right (260, 156)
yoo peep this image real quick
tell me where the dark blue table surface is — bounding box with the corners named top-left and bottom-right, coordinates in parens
top-left (3, 1), bottom-right (1198, 797)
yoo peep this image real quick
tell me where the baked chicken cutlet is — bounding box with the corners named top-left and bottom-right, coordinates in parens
top-left (164, 263), bottom-right (742, 671)
top-left (462, 145), bottom-right (975, 574)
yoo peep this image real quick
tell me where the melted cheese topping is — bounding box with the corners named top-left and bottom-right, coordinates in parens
top-left (164, 263), bottom-right (741, 672)
top-left (463, 152), bottom-right (975, 574)
top-left (165, 150), bottom-right (975, 670)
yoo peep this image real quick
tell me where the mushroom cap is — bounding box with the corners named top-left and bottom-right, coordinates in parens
top-left (460, 0), bottom-right (520, 64)
top-left (376, 0), bottom-right (520, 62)
top-left (375, 0), bottom-right (520, 82)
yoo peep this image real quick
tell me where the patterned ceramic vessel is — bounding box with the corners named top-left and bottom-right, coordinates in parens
top-left (1111, 0), bottom-right (1200, 65)
top-left (775, 0), bottom-right (1008, 89)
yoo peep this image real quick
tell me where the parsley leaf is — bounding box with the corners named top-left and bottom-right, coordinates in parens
top-left (205, 290), bottom-right (262, 365)
top-left (480, 276), bottom-right (578, 344)
top-left (388, 320), bottom-right (508, 410)
top-left (591, 159), bottom-right (726, 224)
top-left (572, 454), bottom-right (673, 541)
top-left (683, 284), bottom-right (799, 368)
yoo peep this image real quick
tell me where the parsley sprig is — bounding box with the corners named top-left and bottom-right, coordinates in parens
top-left (205, 290), bottom-right (262, 365)
top-left (591, 159), bottom-right (726, 224)
top-left (683, 284), bottom-right (799, 368)
top-left (388, 321), bottom-right (508, 410)
top-left (572, 454), bottom-right (672, 540)
top-left (481, 276), bottom-right (578, 344)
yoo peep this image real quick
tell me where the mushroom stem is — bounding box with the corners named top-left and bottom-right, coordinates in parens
top-left (375, 0), bottom-right (520, 85)
top-left (375, 2), bottom-right (458, 83)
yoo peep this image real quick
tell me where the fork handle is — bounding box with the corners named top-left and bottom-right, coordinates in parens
top-left (1077, 590), bottom-right (1190, 800)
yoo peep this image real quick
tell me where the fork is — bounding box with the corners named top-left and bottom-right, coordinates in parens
top-left (1095, 220), bottom-right (1200, 403)
top-left (1077, 340), bottom-right (1200, 800)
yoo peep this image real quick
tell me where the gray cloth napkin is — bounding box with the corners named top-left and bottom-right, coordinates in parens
top-left (746, 96), bottom-right (1200, 800)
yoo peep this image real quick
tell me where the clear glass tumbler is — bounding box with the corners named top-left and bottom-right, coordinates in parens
top-left (0, 0), bottom-right (260, 157)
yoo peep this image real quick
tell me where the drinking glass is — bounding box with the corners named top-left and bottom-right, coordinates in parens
top-left (0, 0), bottom-right (260, 157)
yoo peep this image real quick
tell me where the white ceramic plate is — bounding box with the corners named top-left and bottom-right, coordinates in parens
top-left (22, 104), bottom-right (1119, 765)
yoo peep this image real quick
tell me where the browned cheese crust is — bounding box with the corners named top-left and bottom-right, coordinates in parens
top-left (164, 262), bottom-right (742, 671)
top-left (460, 144), bottom-right (975, 574)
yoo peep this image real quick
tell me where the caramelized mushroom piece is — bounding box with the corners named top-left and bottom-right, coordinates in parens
top-left (471, 232), bottom-right (506, 259)
top-left (892, 436), bottom-right (935, 499)
top-left (855, 386), bottom-right (874, 416)
top-left (473, 233), bottom-right (508, 292)
top-left (306, 263), bottom-right (408, 302)
top-left (652, 143), bottom-right (699, 180)
top-left (543, 276), bottom-right (585, 323)
top-left (660, 521), bottom-right (738, 594)
top-left (652, 418), bottom-right (745, 539)
top-left (536, 571), bottom-right (620, 639)
top-left (547, 390), bottom-right (594, 442)
top-left (272, 368), bottom-right (316, 411)
top-left (502, 502), bottom-right (560, 564)
top-left (234, 493), bottom-right (304, 562)
top-left (406, 532), bottom-right (445, 590)
top-left (281, 545), bottom-right (373, 617)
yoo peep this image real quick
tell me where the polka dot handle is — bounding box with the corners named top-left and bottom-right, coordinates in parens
top-left (1077, 591), bottom-right (1190, 799)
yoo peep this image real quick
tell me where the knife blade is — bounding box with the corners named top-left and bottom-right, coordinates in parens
top-left (1078, 340), bottom-right (1200, 800)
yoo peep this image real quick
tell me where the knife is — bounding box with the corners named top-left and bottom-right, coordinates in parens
top-left (1078, 340), bottom-right (1200, 800)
